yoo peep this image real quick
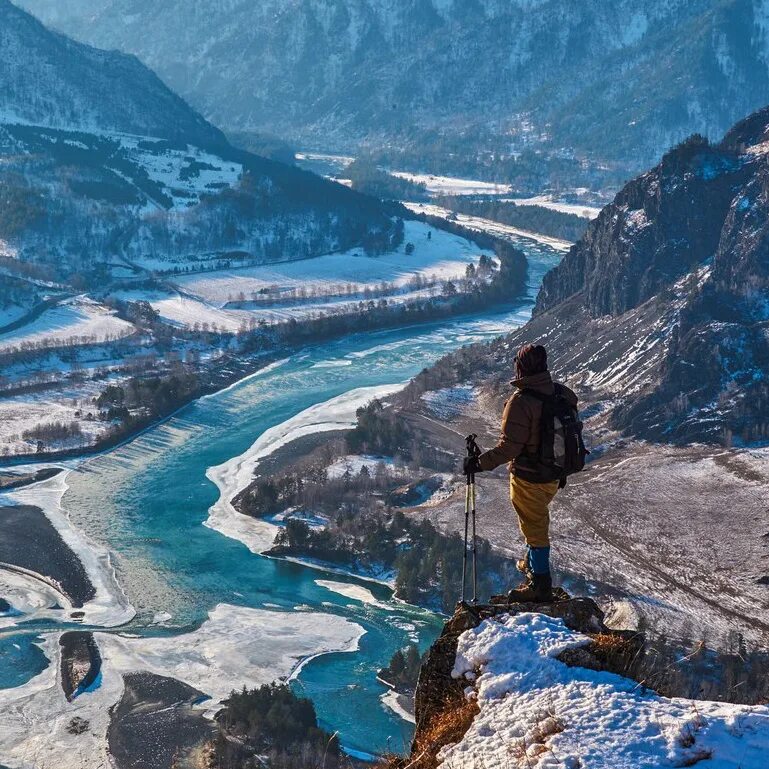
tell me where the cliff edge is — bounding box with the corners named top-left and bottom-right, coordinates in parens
top-left (393, 599), bottom-right (769, 769)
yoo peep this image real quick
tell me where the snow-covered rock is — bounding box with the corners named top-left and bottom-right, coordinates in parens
top-left (446, 612), bottom-right (769, 768)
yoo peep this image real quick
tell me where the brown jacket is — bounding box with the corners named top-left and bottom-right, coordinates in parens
top-left (477, 370), bottom-right (578, 476)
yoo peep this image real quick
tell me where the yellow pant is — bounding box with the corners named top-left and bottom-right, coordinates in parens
top-left (510, 475), bottom-right (559, 547)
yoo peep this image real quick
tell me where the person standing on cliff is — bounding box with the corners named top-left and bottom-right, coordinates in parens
top-left (464, 343), bottom-right (585, 602)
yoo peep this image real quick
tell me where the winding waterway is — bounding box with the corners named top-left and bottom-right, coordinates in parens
top-left (2, 237), bottom-right (561, 758)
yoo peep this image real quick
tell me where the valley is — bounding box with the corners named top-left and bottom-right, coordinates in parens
top-left (2, 2), bottom-right (769, 767)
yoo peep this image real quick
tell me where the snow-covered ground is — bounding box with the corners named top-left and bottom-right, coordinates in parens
top-left (0, 604), bottom-right (363, 769)
top-left (390, 171), bottom-right (514, 196)
top-left (111, 288), bottom-right (249, 332)
top-left (174, 220), bottom-right (492, 307)
top-left (502, 194), bottom-right (603, 219)
top-left (295, 151), bottom-right (356, 167)
top-left (205, 381), bottom-right (405, 554)
top-left (381, 689), bottom-right (416, 724)
top-left (109, 133), bottom-right (243, 211)
top-left (0, 383), bottom-right (112, 455)
top-left (0, 296), bottom-right (135, 353)
top-left (0, 302), bottom-right (33, 329)
top-left (421, 385), bottom-right (478, 421)
top-left (325, 454), bottom-right (403, 479)
top-left (446, 612), bottom-right (769, 769)
top-left (315, 579), bottom-right (395, 612)
top-left (404, 203), bottom-right (573, 252)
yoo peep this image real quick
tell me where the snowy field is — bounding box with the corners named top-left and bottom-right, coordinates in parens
top-left (404, 203), bottom-right (573, 252)
top-left (0, 302), bottom-right (34, 329)
top-left (325, 454), bottom-right (404, 479)
top-left (110, 288), bottom-right (249, 332)
top-left (0, 296), bottom-right (135, 353)
top-left (109, 133), bottom-right (243, 211)
top-left (502, 194), bottom-right (603, 219)
top-left (0, 604), bottom-right (363, 769)
top-left (0, 383), bottom-right (114, 455)
top-left (390, 171), bottom-right (513, 196)
top-left (445, 612), bottom-right (769, 768)
top-left (173, 220), bottom-right (492, 307)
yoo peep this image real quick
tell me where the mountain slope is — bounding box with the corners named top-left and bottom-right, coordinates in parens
top-left (0, 1), bottom-right (401, 282)
top-left (414, 106), bottom-right (769, 445)
top-left (16, 0), bottom-right (769, 173)
top-left (0, 0), bottom-right (224, 147)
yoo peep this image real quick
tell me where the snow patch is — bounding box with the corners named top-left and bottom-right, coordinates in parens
top-left (3, 471), bottom-right (134, 627)
top-left (444, 612), bottom-right (769, 768)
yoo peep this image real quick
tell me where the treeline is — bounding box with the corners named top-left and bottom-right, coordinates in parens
top-left (22, 420), bottom-right (83, 446)
top-left (226, 272), bottom-right (447, 308)
top-left (235, 243), bottom-right (526, 357)
top-left (437, 196), bottom-right (590, 242)
top-left (272, 511), bottom-right (512, 613)
top-left (211, 684), bottom-right (341, 769)
top-left (366, 140), bottom-right (627, 195)
top-left (0, 175), bottom-right (43, 238)
top-left (345, 158), bottom-right (429, 202)
top-left (95, 371), bottom-right (200, 425)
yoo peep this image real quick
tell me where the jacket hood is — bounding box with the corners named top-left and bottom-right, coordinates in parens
top-left (511, 370), bottom-right (555, 394)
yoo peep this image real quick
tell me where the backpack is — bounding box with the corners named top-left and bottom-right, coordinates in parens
top-left (520, 385), bottom-right (588, 487)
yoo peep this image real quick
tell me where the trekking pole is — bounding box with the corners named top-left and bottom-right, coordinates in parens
top-left (461, 433), bottom-right (481, 605)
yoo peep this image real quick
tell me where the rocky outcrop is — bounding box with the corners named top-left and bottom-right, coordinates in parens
top-left (535, 136), bottom-right (748, 318)
top-left (107, 673), bottom-right (215, 769)
top-left (461, 105), bottom-right (769, 444)
top-left (399, 598), bottom-right (640, 769)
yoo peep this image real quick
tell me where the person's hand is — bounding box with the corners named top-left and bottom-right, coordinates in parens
top-left (463, 456), bottom-right (482, 476)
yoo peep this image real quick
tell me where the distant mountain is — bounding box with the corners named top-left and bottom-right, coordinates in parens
top-left (16, 0), bottom-right (769, 178)
top-left (0, 0), bottom-right (224, 147)
top-left (0, 0), bottom-right (400, 284)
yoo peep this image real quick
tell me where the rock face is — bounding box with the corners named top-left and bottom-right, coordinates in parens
top-left (59, 631), bottom-right (101, 701)
top-left (16, 0), bottom-right (769, 169)
top-left (535, 136), bottom-right (749, 318)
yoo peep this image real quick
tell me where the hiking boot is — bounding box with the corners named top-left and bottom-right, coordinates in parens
top-left (507, 572), bottom-right (553, 603)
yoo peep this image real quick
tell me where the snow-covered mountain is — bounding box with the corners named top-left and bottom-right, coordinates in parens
top-left (16, 0), bottom-right (769, 172)
top-left (0, 0), bottom-right (401, 282)
top-left (0, 0), bottom-right (224, 147)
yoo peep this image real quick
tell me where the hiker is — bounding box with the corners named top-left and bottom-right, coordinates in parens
top-left (463, 343), bottom-right (584, 602)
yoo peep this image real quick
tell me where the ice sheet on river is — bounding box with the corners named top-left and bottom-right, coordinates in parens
top-left (2, 472), bottom-right (134, 627)
top-left (205, 382), bottom-right (406, 554)
top-left (0, 604), bottom-right (364, 768)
